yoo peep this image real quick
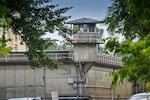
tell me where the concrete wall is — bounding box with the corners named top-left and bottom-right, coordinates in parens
top-left (74, 44), bottom-right (96, 62)
top-left (0, 64), bottom-right (132, 100)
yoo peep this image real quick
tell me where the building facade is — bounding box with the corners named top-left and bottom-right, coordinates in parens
top-left (0, 28), bottom-right (27, 52)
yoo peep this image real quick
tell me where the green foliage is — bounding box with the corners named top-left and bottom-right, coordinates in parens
top-left (0, 36), bottom-right (12, 56)
top-left (46, 41), bottom-right (72, 50)
top-left (0, 47), bottom-right (11, 56)
top-left (146, 82), bottom-right (150, 92)
top-left (27, 50), bottom-right (62, 69)
top-left (108, 33), bottom-right (150, 89)
top-left (0, 0), bottom-right (71, 68)
top-left (102, 0), bottom-right (150, 88)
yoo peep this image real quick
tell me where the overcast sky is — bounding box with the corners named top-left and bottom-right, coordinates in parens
top-left (44, 0), bottom-right (111, 40)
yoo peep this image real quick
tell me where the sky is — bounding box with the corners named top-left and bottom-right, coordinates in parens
top-left (52, 0), bottom-right (111, 20)
top-left (44, 0), bottom-right (111, 40)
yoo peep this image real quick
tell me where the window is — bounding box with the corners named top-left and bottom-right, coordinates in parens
top-left (14, 44), bottom-right (18, 51)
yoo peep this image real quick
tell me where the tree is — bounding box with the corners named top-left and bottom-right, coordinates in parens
top-left (0, 0), bottom-right (71, 68)
top-left (102, 0), bottom-right (150, 88)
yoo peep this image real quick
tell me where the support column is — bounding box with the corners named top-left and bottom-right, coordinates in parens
top-left (75, 62), bottom-right (94, 97)
top-left (75, 62), bottom-right (85, 97)
top-left (78, 62), bottom-right (84, 96)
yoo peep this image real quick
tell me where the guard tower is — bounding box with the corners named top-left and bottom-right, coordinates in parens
top-left (66, 18), bottom-right (102, 96)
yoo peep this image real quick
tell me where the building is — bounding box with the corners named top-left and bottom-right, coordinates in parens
top-left (0, 28), bottom-right (27, 52)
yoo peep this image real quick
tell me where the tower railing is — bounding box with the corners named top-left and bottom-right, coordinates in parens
top-left (78, 27), bottom-right (100, 33)
top-left (73, 33), bottom-right (101, 43)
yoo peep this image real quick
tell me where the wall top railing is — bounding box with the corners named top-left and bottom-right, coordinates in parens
top-left (0, 51), bottom-right (123, 68)
top-left (97, 53), bottom-right (123, 68)
top-left (0, 51), bottom-right (73, 64)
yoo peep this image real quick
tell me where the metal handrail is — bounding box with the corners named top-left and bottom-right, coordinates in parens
top-left (73, 33), bottom-right (101, 43)
top-left (0, 52), bottom-right (73, 63)
top-left (0, 52), bottom-right (122, 67)
top-left (97, 53), bottom-right (122, 66)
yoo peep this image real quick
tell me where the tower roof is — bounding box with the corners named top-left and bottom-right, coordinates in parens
top-left (66, 18), bottom-right (99, 24)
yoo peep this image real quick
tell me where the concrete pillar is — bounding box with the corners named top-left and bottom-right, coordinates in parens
top-left (75, 62), bottom-right (94, 97)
